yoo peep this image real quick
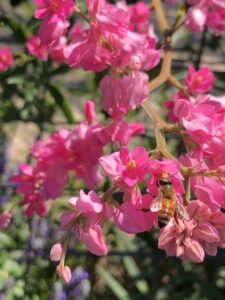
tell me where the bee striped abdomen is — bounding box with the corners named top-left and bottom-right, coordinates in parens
top-left (158, 198), bottom-right (175, 228)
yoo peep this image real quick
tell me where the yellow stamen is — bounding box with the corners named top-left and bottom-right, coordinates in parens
top-left (126, 160), bottom-right (136, 171)
top-left (194, 75), bottom-right (203, 83)
top-left (49, 1), bottom-right (58, 10)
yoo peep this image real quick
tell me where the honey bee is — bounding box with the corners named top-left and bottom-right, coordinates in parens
top-left (150, 171), bottom-right (189, 228)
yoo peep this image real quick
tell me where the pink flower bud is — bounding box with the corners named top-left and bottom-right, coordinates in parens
top-left (85, 101), bottom-right (96, 124)
top-left (76, 224), bottom-right (108, 256)
top-left (185, 6), bottom-right (208, 32)
top-left (50, 243), bottom-right (63, 261)
top-left (56, 265), bottom-right (72, 284)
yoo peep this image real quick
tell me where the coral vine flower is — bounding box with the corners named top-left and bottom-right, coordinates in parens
top-left (65, 1), bottom-right (161, 72)
top-left (185, 0), bottom-right (225, 35)
top-left (129, 2), bottom-right (150, 25)
top-left (61, 190), bottom-right (111, 256)
top-left (26, 35), bottom-right (48, 61)
top-left (147, 159), bottom-right (184, 196)
top-left (38, 15), bottom-right (69, 47)
top-left (100, 72), bottom-right (149, 118)
top-left (172, 95), bottom-right (225, 155)
top-left (184, 65), bottom-right (215, 94)
top-left (105, 119), bottom-right (144, 145)
top-left (114, 194), bottom-right (157, 234)
top-left (185, 5), bottom-right (208, 33)
top-left (100, 146), bottom-right (149, 188)
top-left (49, 36), bottom-right (67, 64)
top-left (180, 151), bottom-right (225, 212)
top-left (34, 0), bottom-right (74, 19)
top-left (158, 200), bottom-right (225, 262)
top-left (0, 47), bottom-right (13, 72)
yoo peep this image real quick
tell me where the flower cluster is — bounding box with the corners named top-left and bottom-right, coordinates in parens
top-left (3, 0), bottom-right (225, 285)
top-left (159, 200), bottom-right (225, 262)
top-left (185, 0), bottom-right (225, 35)
top-left (11, 101), bottom-right (144, 217)
top-left (26, 0), bottom-right (161, 73)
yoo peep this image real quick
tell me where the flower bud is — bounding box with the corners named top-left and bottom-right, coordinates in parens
top-left (50, 243), bottom-right (63, 261)
top-left (56, 265), bottom-right (72, 284)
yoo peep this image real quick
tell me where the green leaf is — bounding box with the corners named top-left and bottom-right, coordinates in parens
top-left (96, 266), bottom-right (132, 300)
top-left (0, 17), bottom-right (27, 42)
top-left (116, 231), bottom-right (149, 295)
top-left (48, 85), bottom-right (75, 124)
top-left (6, 75), bottom-right (24, 85)
top-left (123, 256), bottom-right (149, 295)
top-left (48, 65), bottom-right (70, 77)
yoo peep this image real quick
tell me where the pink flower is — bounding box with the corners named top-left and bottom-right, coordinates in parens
top-left (68, 190), bottom-right (112, 224)
top-left (100, 146), bottom-right (149, 188)
top-left (180, 151), bottom-right (225, 212)
top-left (65, 2), bottom-right (160, 72)
top-left (49, 36), bottom-right (67, 64)
top-left (0, 47), bottom-right (13, 72)
top-left (76, 224), bottom-right (108, 256)
top-left (207, 8), bottom-right (225, 35)
top-left (32, 129), bottom-right (70, 162)
top-left (0, 212), bottom-right (12, 229)
top-left (158, 218), bottom-right (205, 263)
top-left (87, 0), bottom-right (130, 37)
top-left (34, 0), bottom-right (74, 19)
top-left (11, 163), bottom-right (48, 216)
top-left (59, 210), bottom-right (78, 231)
top-left (147, 159), bottom-right (184, 196)
top-left (59, 190), bottom-right (112, 256)
top-left (185, 5), bottom-right (208, 32)
top-left (26, 35), bottom-right (48, 60)
top-left (184, 65), bottom-right (215, 93)
top-left (56, 265), bottom-right (72, 284)
top-left (41, 160), bottom-right (69, 199)
top-left (38, 15), bottom-right (69, 47)
top-left (73, 190), bottom-right (103, 214)
top-left (22, 194), bottom-right (48, 217)
top-left (129, 2), bottom-right (150, 25)
top-left (64, 24), bottom-right (111, 72)
top-left (67, 122), bottom-right (106, 189)
top-left (100, 72), bottom-right (149, 118)
top-left (185, 0), bottom-right (225, 35)
top-left (158, 200), bottom-right (225, 262)
top-left (128, 1), bottom-right (150, 33)
top-left (105, 119), bottom-right (144, 145)
top-left (114, 194), bottom-right (157, 233)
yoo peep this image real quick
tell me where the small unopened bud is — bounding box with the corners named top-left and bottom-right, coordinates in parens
top-left (50, 243), bottom-right (63, 261)
top-left (56, 265), bottom-right (72, 284)
top-left (85, 100), bottom-right (96, 124)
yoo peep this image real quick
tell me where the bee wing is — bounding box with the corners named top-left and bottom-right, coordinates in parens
top-left (175, 198), bottom-right (189, 220)
top-left (150, 194), bottom-right (162, 212)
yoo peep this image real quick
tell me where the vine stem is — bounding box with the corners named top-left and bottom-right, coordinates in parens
top-left (142, 0), bottom-right (187, 161)
top-left (101, 186), bottom-right (118, 202)
top-left (152, 0), bottom-right (169, 32)
top-left (74, 5), bottom-right (90, 22)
